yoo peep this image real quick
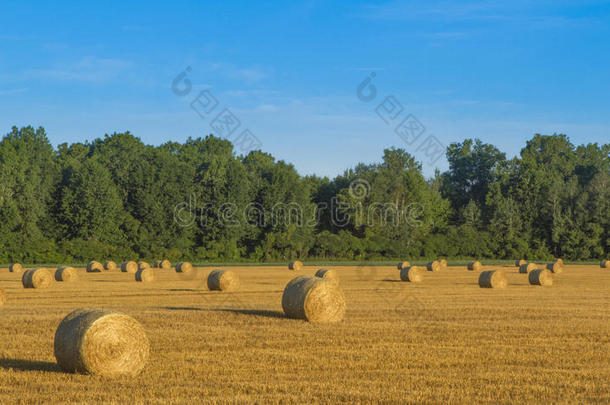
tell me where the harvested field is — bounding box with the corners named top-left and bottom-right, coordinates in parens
top-left (0, 263), bottom-right (609, 403)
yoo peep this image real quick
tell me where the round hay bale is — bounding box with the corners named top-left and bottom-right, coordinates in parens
top-left (120, 261), bottom-right (138, 274)
top-left (138, 262), bottom-right (150, 270)
top-left (467, 261), bottom-right (482, 271)
top-left (160, 260), bottom-right (171, 269)
top-left (426, 261), bottom-right (441, 272)
top-left (546, 262), bottom-right (563, 274)
top-left (288, 261), bottom-right (303, 271)
top-left (601, 260), bottom-right (609, 269)
top-left (519, 262), bottom-right (537, 274)
top-left (175, 262), bottom-right (193, 274)
top-left (22, 268), bottom-right (52, 289)
top-left (135, 268), bottom-right (154, 282)
top-left (554, 258), bottom-right (564, 265)
top-left (54, 308), bottom-right (149, 377)
top-left (400, 266), bottom-right (423, 282)
top-left (55, 267), bottom-right (78, 282)
top-left (315, 269), bottom-right (339, 283)
top-left (103, 261), bottom-right (116, 271)
top-left (86, 261), bottom-right (104, 273)
top-left (515, 259), bottom-right (527, 267)
top-left (439, 259), bottom-right (448, 268)
top-left (397, 261), bottom-right (410, 270)
top-left (0, 286), bottom-right (5, 306)
top-left (207, 270), bottom-right (240, 291)
top-left (478, 270), bottom-right (508, 289)
top-left (282, 276), bottom-right (346, 323)
top-left (529, 268), bottom-right (553, 286)
top-left (9, 263), bottom-right (23, 273)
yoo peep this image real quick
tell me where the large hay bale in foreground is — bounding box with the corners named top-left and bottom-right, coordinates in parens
top-left (86, 261), bottom-right (104, 273)
top-left (0, 287), bottom-right (5, 306)
top-left (315, 268), bottom-right (339, 283)
top-left (529, 269), bottom-right (553, 286)
top-left (207, 270), bottom-right (240, 291)
top-left (9, 263), bottom-right (23, 273)
top-left (478, 270), bottom-right (508, 289)
top-left (54, 308), bottom-right (149, 377)
top-left (55, 267), bottom-right (78, 282)
top-left (426, 261), bottom-right (441, 272)
top-left (103, 261), bottom-right (116, 271)
top-left (160, 260), bottom-right (171, 269)
top-left (282, 276), bottom-right (346, 323)
top-left (121, 261), bottom-right (138, 274)
top-left (175, 262), bottom-right (193, 274)
top-left (400, 266), bottom-right (423, 282)
top-left (467, 261), bottom-right (482, 271)
top-left (515, 259), bottom-right (527, 267)
top-left (22, 268), bottom-right (52, 289)
top-left (135, 268), bottom-right (154, 282)
top-left (138, 262), bottom-right (150, 270)
top-left (397, 261), bottom-right (410, 270)
top-left (519, 262), bottom-right (537, 274)
top-left (546, 262), bottom-right (563, 274)
top-left (288, 261), bottom-right (303, 271)
top-left (601, 260), bottom-right (609, 269)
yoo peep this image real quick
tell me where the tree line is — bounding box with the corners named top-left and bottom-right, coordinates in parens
top-left (1, 125), bottom-right (608, 263)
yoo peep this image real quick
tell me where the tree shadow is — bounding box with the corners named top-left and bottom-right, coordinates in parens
top-left (161, 306), bottom-right (204, 311)
top-left (380, 279), bottom-right (401, 283)
top-left (0, 358), bottom-right (63, 373)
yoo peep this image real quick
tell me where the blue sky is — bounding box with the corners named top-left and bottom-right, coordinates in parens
top-left (1, 1), bottom-right (609, 177)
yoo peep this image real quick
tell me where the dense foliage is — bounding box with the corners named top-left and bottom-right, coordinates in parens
top-left (1, 126), bottom-right (608, 263)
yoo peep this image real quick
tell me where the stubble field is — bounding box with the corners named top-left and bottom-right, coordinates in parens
top-left (0, 263), bottom-right (609, 404)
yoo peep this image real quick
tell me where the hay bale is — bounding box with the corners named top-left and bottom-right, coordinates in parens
top-left (175, 262), bottom-right (193, 274)
top-left (397, 261), bottom-right (410, 270)
top-left (554, 258), bottom-right (564, 265)
top-left (400, 266), bottom-right (423, 282)
top-left (135, 268), bottom-right (154, 282)
top-left (138, 262), bottom-right (150, 270)
top-left (0, 286), bottom-right (5, 306)
top-left (86, 261), bottom-right (104, 273)
top-left (467, 261), bottom-right (482, 271)
top-left (426, 261), bottom-right (441, 272)
top-left (515, 259), bottom-right (527, 267)
top-left (478, 270), bottom-right (508, 288)
top-left (288, 261), bottom-right (303, 271)
top-left (160, 260), bottom-right (171, 269)
top-left (315, 269), bottom-right (339, 283)
top-left (519, 262), bottom-right (537, 274)
top-left (529, 269), bottom-right (553, 286)
top-left (9, 263), bottom-right (23, 273)
top-left (103, 261), bottom-right (116, 271)
top-left (546, 262), bottom-right (563, 274)
top-left (55, 267), bottom-right (78, 282)
top-left (121, 261), bottom-right (138, 274)
top-left (439, 259), bottom-right (448, 268)
top-left (22, 268), bottom-right (52, 289)
top-left (282, 276), bottom-right (346, 323)
top-left (601, 260), bottom-right (609, 269)
top-left (54, 308), bottom-right (149, 377)
top-left (207, 270), bottom-right (240, 291)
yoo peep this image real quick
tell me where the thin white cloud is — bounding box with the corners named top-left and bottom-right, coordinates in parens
top-left (0, 87), bottom-right (28, 95)
top-left (25, 57), bottom-right (132, 82)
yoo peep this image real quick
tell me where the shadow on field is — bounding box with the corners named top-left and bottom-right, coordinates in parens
top-left (216, 309), bottom-right (286, 319)
top-left (0, 358), bottom-right (63, 373)
top-left (380, 279), bottom-right (401, 283)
